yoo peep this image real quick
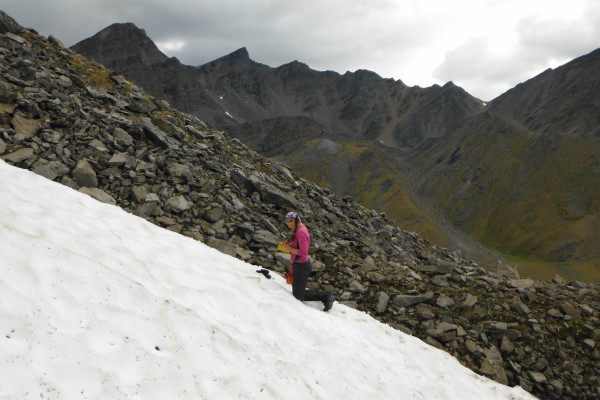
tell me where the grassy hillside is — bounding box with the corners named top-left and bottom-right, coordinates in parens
top-left (408, 114), bottom-right (600, 281)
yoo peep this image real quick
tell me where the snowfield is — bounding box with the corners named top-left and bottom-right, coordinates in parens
top-left (0, 160), bottom-right (537, 400)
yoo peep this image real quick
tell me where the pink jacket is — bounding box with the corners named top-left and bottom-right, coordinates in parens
top-left (289, 225), bottom-right (310, 264)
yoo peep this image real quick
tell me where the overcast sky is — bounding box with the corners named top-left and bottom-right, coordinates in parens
top-left (1, 0), bottom-right (598, 100)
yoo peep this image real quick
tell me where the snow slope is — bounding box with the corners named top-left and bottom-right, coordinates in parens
top-left (0, 160), bottom-right (536, 399)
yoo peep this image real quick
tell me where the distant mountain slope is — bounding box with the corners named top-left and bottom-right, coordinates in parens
top-left (408, 100), bottom-right (600, 280)
top-left (414, 49), bottom-right (600, 280)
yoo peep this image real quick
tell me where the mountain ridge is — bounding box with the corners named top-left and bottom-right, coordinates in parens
top-left (72, 22), bottom-right (483, 146)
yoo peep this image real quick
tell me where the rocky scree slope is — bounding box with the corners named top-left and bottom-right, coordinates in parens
top-left (0, 11), bottom-right (599, 400)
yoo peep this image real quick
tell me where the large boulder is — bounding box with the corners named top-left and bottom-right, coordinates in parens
top-left (0, 10), bottom-right (24, 34)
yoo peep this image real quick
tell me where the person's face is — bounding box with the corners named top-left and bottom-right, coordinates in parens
top-left (285, 219), bottom-right (295, 229)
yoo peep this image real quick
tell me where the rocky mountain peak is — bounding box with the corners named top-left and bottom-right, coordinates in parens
top-left (206, 46), bottom-right (251, 68)
top-left (228, 46), bottom-right (250, 60)
top-left (275, 60), bottom-right (314, 79)
top-left (71, 22), bottom-right (168, 67)
top-left (97, 22), bottom-right (143, 39)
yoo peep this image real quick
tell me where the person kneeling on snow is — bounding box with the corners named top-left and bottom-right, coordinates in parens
top-left (279, 211), bottom-right (335, 312)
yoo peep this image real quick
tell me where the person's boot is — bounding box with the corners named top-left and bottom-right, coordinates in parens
top-left (323, 292), bottom-right (335, 312)
top-left (305, 290), bottom-right (335, 312)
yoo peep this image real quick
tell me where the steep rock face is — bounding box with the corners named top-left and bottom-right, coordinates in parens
top-left (0, 11), bottom-right (599, 400)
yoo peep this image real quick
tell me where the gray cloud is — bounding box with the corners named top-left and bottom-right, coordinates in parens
top-left (433, 2), bottom-right (600, 100)
top-left (1, 0), bottom-right (598, 100)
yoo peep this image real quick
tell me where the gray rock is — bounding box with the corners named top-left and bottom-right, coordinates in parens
top-left (204, 207), bottom-right (224, 223)
top-left (152, 117), bottom-right (185, 141)
top-left (431, 275), bottom-right (449, 287)
top-left (248, 173), bottom-right (297, 209)
top-left (507, 278), bottom-right (535, 289)
top-left (376, 291), bottom-right (390, 313)
top-left (11, 114), bottom-right (41, 137)
top-left (41, 130), bottom-right (61, 143)
top-left (426, 322), bottom-right (457, 343)
top-left (167, 162), bottom-right (193, 182)
top-left (0, 10), bottom-right (24, 34)
top-left (529, 371), bottom-right (547, 384)
top-left (49, 161), bottom-right (71, 177)
top-left (165, 195), bottom-right (190, 213)
top-left (354, 256), bottom-right (378, 273)
top-left (144, 192), bottom-right (160, 202)
top-left (131, 186), bottom-right (149, 203)
top-left (142, 119), bottom-right (179, 149)
top-left (415, 303), bottom-right (436, 319)
top-left (496, 261), bottom-right (520, 279)
top-left (580, 304), bottom-right (594, 316)
top-left (367, 272), bottom-right (387, 283)
top-left (32, 163), bottom-right (58, 180)
top-left (412, 264), bottom-right (452, 275)
top-left (516, 302), bottom-right (531, 316)
top-left (128, 100), bottom-right (157, 114)
top-left (435, 294), bottom-right (455, 308)
top-left (251, 229), bottom-right (279, 246)
top-left (547, 308), bottom-right (563, 318)
top-left (462, 293), bottom-right (478, 308)
top-left (560, 302), bottom-right (582, 320)
top-left (108, 152), bottom-right (128, 166)
top-left (73, 159), bottom-right (98, 188)
top-left (4, 147), bottom-right (34, 163)
top-left (582, 339), bottom-right (595, 350)
top-left (113, 127), bottom-right (134, 146)
top-left (48, 35), bottom-right (64, 47)
top-left (393, 291), bottom-right (434, 307)
top-left (552, 274), bottom-right (567, 285)
top-left (479, 345), bottom-right (508, 385)
top-left (89, 139), bottom-right (109, 152)
top-left (186, 125), bottom-right (206, 138)
top-left (349, 280), bottom-right (366, 294)
top-left (500, 336), bottom-right (514, 353)
top-left (78, 187), bottom-right (116, 205)
top-left (231, 168), bottom-right (297, 209)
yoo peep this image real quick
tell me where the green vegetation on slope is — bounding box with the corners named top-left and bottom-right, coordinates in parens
top-left (409, 116), bottom-right (600, 282)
